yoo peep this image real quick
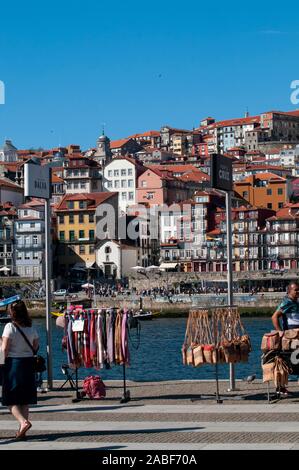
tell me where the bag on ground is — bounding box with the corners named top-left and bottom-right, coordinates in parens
top-left (82, 375), bottom-right (106, 399)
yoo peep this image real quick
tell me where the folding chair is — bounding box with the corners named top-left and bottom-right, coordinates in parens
top-left (59, 364), bottom-right (76, 390)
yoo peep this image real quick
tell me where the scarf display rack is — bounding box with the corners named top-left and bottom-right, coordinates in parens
top-left (63, 307), bottom-right (133, 404)
top-left (182, 306), bottom-right (251, 403)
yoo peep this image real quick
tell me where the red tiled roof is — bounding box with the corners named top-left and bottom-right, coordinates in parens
top-left (110, 138), bottom-right (132, 149)
top-left (179, 171), bottom-right (210, 182)
top-left (52, 174), bottom-right (64, 183)
top-left (129, 131), bottom-right (160, 138)
top-left (0, 177), bottom-right (23, 191)
top-left (55, 192), bottom-right (117, 211)
top-left (235, 172), bottom-right (286, 184)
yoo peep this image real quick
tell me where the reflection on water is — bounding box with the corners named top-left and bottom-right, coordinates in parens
top-left (0, 317), bottom-right (277, 381)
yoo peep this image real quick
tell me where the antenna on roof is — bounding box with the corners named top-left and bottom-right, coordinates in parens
top-left (245, 107), bottom-right (249, 118)
top-left (102, 122), bottom-right (106, 136)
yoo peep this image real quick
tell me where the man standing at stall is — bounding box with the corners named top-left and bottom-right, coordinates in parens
top-left (272, 282), bottom-right (299, 332)
top-left (271, 281), bottom-right (299, 397)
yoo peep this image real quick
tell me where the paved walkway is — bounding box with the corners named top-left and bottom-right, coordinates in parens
top-left (1, 379), bottom-right (299, 450)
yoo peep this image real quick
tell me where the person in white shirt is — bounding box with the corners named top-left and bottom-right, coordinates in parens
top-left (1, 301), bottom-right (39, 439)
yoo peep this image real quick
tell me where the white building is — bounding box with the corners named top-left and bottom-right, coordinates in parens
top-left (96, 239), bottom-right (138, 279)
top-left (280, 145), bottom-right (299, 176)
top-left (0, 140), bottom-right (18, 162)
top-left (103, 156), bottom-right (145, 214)
top-left (15, 199), bottom-right (45, 278)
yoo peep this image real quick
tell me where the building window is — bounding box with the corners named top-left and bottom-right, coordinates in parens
top-left (30, 223), bottom-right (35, 228)
top-left (141, 180), bottom-right (147, 187)
top-left (107, 181), bottom-right (113, 188)
top-left (114, 170), bottom-right (119, 177)
top-left (278, 202), bottom-right (284, 208)
top-left (69, 214), bottom-right (74, 224)
top-left (17, 251), bottom-right (22, 260)
top-left (121, 192), bottom-right (127, 200)
top-left (79, 201), bottom-right (85, 209)
top-left (33, 252), bottom-right (39, 260)
top-left (128, 192), bottom-right (134, 201)
top-left (33, 236), bottom-right (38, 245)
top-left (25, 252), bottom-right (31, 260)
top-left (79, 245), bottom-right (85, 254)
top-left (79, 230), bottom-right (85, 239)
top-left (25, 266), bottom-right (31, 276)
top-left (80, 182), bottom-right (86, 189)
top-left (121, 180), bottom-right (127, 188)
top-left (74, 182), bottom-right (79, 189)
top-left (121, 169), bottom-right (126, 176)
top-left (89, 230), bottom-right (95, 240)
top-left (89, 245), bottom-right (95, 254)
top-left (58, 215), bottom-right (64, 224)
top-left (278, 188), bottom-right (283, 195)
top-left (68, 201), bottom-right (74, 209)
top-left (108, 170), bottom-right (112, 177)
top-left (105, 246), bottom-right (111, 253)
top-left (128, 169), bottom-right (133, 176)
top-left (128, 179), bottom-right (134, 187)
top-left (267, 189), bottom-right (272, 195)
top-left (59, 231), bottom-right (65, 241)
top-left (242, 191), bottom-right (248, 198)
top-left (267, 203), bottom-right (272, 209)
top-left (114, 180), bottom-right (120, 188)
top-left (79, 213), bottom-right (84, 223)
top-left (69, 231), bottom-right (75, 241)
top-left (89, 214), bottom-right (94, 223)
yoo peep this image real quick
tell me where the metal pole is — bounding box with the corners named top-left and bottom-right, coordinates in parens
top-left (225, 191), bottom-right (235, 391)
top-left (45, 198), bottom-right (53, 389)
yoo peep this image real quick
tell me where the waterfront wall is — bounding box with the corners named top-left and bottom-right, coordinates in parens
top-left (26, 292), bottom-right (284, 317)
top-left (128, 270), bottom-right (299, 291)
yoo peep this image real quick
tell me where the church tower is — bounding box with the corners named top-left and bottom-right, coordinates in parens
top-left (94, 129), bottom-right (112, 166)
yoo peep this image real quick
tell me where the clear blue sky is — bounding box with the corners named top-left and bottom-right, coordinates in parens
top-left (0, 0), bottom-right (299, 150)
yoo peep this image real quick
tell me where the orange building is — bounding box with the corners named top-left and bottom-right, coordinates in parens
top-left (234, 172), bottom-right (286, 211)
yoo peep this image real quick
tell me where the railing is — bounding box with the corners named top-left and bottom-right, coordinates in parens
top-left (16, 244), bottom-right (43, 249)
top-left (59, 238), bottom-right (95, 243)
top-left (0, 252), bottom-right (12, 258)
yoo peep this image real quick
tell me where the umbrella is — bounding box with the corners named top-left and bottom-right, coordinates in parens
top-left (130, 266), bottom-right (145, 272)
top-left (145, 265), bottom-right (161, 271)
top-left (81, 283), bottom-right (94, 288)
top-left (0, 266), bottom-right (11, 272)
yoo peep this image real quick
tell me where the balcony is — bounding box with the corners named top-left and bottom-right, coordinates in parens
top-left (59, 238), bottom-right (95, 244)
top-left (16, 244), bottom-right (44, 250)
top-left (0, 252), bottom-right (12, 258)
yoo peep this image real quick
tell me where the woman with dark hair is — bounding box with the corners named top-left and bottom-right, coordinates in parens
top-left (1, 300), bottom-right (39, 439)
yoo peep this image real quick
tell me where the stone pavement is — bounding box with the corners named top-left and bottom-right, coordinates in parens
top-left (2, 379), bottom-right (299, 450)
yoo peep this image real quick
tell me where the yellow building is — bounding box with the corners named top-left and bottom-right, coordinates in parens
top-left (55, 192), bottom-right (118, 275)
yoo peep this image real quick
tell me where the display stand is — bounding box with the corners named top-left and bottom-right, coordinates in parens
top-left (185, 306), bottom-right (250, 404)
top-left (63, 308), bottom-right (131, 404)
top-left (262, 350), bottom-right (299, 403)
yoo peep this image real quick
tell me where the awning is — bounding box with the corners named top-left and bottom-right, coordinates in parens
top-left (159, 262), bottom-right (178, 269)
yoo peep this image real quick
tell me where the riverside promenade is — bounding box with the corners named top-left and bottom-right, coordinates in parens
top-left (2, 379), bottom-right (299, 450)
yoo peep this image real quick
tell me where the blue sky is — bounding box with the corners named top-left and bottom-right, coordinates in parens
top-left (0, 0), bottom-right (299, 150)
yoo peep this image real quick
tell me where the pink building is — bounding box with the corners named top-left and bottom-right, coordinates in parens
top-left (137, 167), bottom-right (189, 206)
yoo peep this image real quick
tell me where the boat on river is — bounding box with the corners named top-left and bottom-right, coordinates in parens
top-left (133, 310), bottom-right (154, 320)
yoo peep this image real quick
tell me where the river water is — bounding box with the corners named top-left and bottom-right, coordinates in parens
top-left (1, 317), bottom-right (279, 382)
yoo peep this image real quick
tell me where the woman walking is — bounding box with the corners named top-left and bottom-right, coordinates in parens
top-left (1, 300), bottom-right (39, 439)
